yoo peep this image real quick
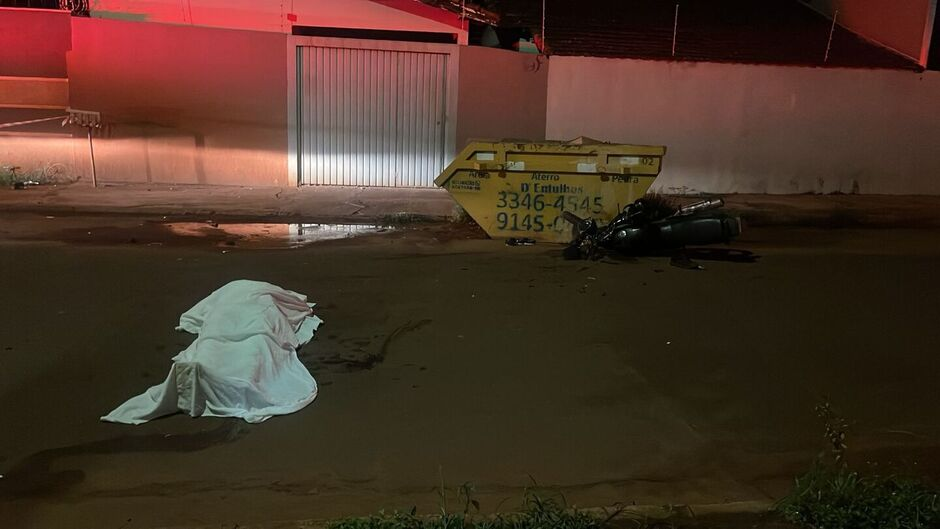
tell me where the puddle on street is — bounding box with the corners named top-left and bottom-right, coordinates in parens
top-left (162, 222), bottom-right (394, 248)
top-left (4, 214), bottom-right (456, 248)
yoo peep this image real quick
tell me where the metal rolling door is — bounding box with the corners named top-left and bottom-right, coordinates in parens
top-left (298, 46), bottom-right (447, 187)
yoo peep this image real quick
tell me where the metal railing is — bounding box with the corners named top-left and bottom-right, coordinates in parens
top-left (0, 1), bottom-right (60, 8)
top-left (0, 0), bottom-right (87, 15)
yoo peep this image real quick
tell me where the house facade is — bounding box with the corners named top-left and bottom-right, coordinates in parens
top-left (1, 1), bottom-right (546, 187)
top-left (2, 1), bottom-right (939, 194)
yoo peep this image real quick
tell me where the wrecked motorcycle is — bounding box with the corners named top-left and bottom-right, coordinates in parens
top-left (562, 197), bottom-right (742, 261)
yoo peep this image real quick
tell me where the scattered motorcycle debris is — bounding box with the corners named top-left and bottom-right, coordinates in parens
top-left (11, 180), bottom-right (41, 190)
top-left (562, 196), bottom-right (742, 269)
top-left (505, 237), bottom-right (537, 246)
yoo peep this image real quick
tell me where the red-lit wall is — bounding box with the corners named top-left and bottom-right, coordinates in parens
top-left (805, 0), bottom-right (935, 64)
top-left (0, 9), bottom-right (76, 183)
top-left (7, 7), bottom-right (939, 194)
top-left (88, 0), bottom-right (467, 42)
top-left (0, 8), bottom-right (71, 78)
top-left (67, 17), bottom-right (289, 185)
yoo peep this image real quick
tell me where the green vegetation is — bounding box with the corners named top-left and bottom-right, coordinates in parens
top-left (328, 486), bottom-right (608, 529)
top-left (776, 465), bottom-right (939, 529)
top-left (1, 163), bottom-right (74, 186)
top-left (0, 166), bottom-right (16, 187)
top-left (330, 399), bottom-right (940, 529)
top-left (775, 401), bottom-right (940, 529)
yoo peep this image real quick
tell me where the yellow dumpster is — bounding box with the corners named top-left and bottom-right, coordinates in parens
top-left (435, 138), bottom-right (666, 242)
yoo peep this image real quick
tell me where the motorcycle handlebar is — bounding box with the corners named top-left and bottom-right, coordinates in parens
top-left (675, 198), bottom-right (724, 216)
top-left (562, 211), bottom-right (586, 225)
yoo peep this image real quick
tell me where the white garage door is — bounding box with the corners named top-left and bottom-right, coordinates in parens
top-left (297, 46), bottom-right (448, 187)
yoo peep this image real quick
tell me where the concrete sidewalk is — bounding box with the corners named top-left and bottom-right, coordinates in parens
top-left (2, 182), bottom-right (939, 228)
top-left (0, 183), bottom-right (459, 222)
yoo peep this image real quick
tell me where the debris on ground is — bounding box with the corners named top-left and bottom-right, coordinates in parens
top-left (505, 237), bottom-right (536, 246)
top-left (670, 253), bottom-right (706, 270)
top-left (563, 196), bottom-right (743, 268)
top-left (12, 180), bottom-right (40, 190)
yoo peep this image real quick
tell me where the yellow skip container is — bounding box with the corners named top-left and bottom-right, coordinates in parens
top-left (435, 138), bottom-right (666, 242)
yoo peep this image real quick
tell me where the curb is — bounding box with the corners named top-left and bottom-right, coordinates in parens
top-left (155, 500), bottom-right (778, 529)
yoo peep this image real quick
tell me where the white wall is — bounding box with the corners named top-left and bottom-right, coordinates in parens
top-left (90, 0), bottom-right (468, 43)
top-left (456, 46), bottom-right (548, 149)
top-left (546, 56), bottom-right (940, 195)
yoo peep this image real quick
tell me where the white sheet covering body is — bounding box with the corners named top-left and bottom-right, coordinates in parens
top-left (102, 280), bottom-right (322, 424)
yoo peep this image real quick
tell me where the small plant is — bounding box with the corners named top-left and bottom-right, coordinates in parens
top-left (775, 400), bottom-right (940, 529)
top-left (1, 163), bottom-right (76, 187)
top-left (815, 399), bottom-right (849, 467)
top-left (458, 482), bottom-right (480, 515)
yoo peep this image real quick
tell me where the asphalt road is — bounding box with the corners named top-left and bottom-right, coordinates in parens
top-left (1, 217), bottom-right (939, 528)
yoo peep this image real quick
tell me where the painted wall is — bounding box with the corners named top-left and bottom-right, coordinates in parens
top-left (67, 17), bottom-right (289, 186)
top-left (0, 8), bottom-right (71, 77)
top-left (0, 77), bottom-right (69, 109)
top-left (0, 9), bottom-right (79, 184)
top-left (455, 46), bottom-right (548, 149)
top-left (89, 0), bottom-right (468, 43)
top-left (803, 0), bottom-right (936, 64)
top-left (546, 56), bottom-right (940, 195)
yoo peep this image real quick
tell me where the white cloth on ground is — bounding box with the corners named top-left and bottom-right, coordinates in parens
top-left (102, 280), bottom-right (323, 425)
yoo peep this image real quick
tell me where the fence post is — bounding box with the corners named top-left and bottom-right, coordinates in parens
top-left (824, 10), bottom-right (839, 63)
top-left (672, 3), bottom-right (680, 57)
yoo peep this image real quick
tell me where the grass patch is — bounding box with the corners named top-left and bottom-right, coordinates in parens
top-left (775, 400), bottom-right (940, 529)
top-left (328, 494), bottom-right (607, 529)
top-left (1, 163), bottom-right (77, 187)
top-left (775, 466), bottom-right (939, 529)
top-left (0, 167), bottom-right (15, 187)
